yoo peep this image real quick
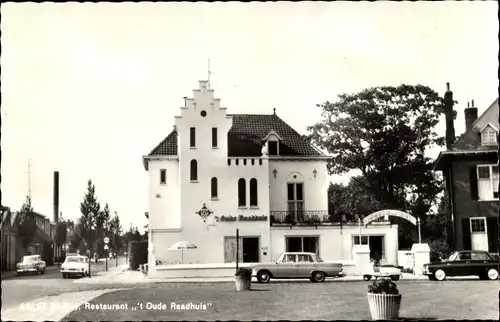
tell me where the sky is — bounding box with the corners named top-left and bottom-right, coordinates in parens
top-left (1, 2), bottom-right (498, 232)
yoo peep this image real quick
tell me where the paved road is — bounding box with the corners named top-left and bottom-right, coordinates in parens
top-left (1, 257), bottom-right (130, 311)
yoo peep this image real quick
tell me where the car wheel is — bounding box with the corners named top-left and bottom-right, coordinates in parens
top-left (390, 275), bottom-right (400, 281)
top-left (257, 270), bottom-right (271, 284)
top-left (487, 268), bottom-right (499, 280)
top-left (363, 275), bottom-right (372, 281)
top-left (434, 269), bottom-right (446, 281)
top-left (312, 271), bottom-right (326, 283)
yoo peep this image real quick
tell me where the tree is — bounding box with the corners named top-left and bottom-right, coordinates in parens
top-left (308, 85), bottom-right (446, 248)
top-left (328, 176), bottom-right (382, 222)
top-left (108, 212), bottom-right (123, 252)
top-left (17, 196), bottom-right (38, 251)
top-left (69, 223), bottom-right (83, 252)
top-left (54, 221), bottom-right (68, 255)
top-left (95, 203), bottom-right (111, 255)
top-left (78, 180), bottom-right (101, 255)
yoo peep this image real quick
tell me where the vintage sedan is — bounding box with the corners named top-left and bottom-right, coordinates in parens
top-left (61, 255), bottom-right (90, 278)
top-left (423, 250), bottom-right (499, 281)
top-left (251, 252), bottom-right (344, 283)
top-left (16, 255), bottom-right (46, 275)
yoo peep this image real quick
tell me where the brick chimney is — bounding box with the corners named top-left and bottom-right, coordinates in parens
top-left (464, 100), bottom-right (478, 132)
top-left (444, 83), bottom-right (456, 150)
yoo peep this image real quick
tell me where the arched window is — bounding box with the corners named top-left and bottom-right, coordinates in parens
top-left (211, 177), bottom-right (218, 199)
top-left (190, 160), bottom-right (198, 181)
top-left (250, 178), bottom-right (258, 206)
top-left (238, 178), bottom-right (246, 207)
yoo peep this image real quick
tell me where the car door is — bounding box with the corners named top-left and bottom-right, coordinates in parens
top-left (448, 252), bottom-right (471, 276)
top-left (296, 254), bottom-right (313, 277)
top-left (469, 251), bottom-right (490, 276)
top-left (278, 254), bottom-right (297, 277)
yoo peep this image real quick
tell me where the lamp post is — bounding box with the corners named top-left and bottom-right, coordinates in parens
top-left (417, 217), bottom-right (422, 244)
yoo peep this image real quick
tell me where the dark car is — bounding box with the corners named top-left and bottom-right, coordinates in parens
top-left (422, 250), bottom-right (499, 281)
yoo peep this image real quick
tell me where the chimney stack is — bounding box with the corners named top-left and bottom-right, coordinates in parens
top-left (53, 171), bottom-right (59, 223)
top-left (444, 82), bottom-right (456, 150)
top-left (464, 99), bottom-right (478, 132)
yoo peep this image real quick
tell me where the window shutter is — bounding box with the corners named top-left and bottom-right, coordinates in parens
top-left (486, 217), bottom-right (498, 253)
top-left (469, 167), bottom-right (479, 201)
top-left (462, 218), bottom-right (471, 250)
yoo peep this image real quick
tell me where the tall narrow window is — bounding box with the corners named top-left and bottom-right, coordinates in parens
top-left (190, 160), bottom-right (198, 181)
top-left (268, 141), bottom-right (278, 155)
top-left (249, 178), bottom-right (258, 206)
top-left (287, 182), bottom-right (304, 221)
top-left (212, 128), bottom-right (218, 148)
top-left (238, 178), bottom-right (246, 207)
top-left (190, 127), bottom-right (196, 147)
top-left (211, 177), bottom-right (218, 199)
top-left (160, 169), bottom-right (167, 185)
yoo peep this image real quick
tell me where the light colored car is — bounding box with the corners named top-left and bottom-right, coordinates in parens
top-left (61, 255), bottom-right (89, 278)
top-left (251, 252), bottom-right (344, 283)
top-left (16, 255), bottom-right (46, 275)
top-left (363, 263), bottom-right (403, 281)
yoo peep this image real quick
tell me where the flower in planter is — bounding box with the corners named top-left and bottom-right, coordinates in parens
top-left (367, 277), bottom-right (399, 295)
top-left (235, 267), bottom-right (252, 278)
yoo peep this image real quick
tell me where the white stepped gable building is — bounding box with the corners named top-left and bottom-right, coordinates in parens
top-left (143, 80), bottom-right (398, 268)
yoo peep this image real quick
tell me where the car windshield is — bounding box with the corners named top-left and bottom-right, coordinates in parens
top-left (65, 257), bottom-right (84, 263)
top-left (22, 256), bottom-right (38, 262)
top-left (447, 252), bottom-right (458, 261)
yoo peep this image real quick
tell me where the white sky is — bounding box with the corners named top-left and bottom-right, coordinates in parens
top-left (1, 2), bottom-right (498, 231)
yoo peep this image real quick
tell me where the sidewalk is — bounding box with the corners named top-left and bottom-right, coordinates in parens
top-left (1, 265), bottom-right (60, 280)
top-left (72, 268), bottom-right (432, 284)
top-left (1, 288), bottom-right (125, 321)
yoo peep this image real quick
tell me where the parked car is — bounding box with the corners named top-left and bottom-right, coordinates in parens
top-left (250, 252), bottom-right (344, 283)
top-left (16, 255), bottom-right (46, 275)
top-left (363, 261), bottom-right (403, 281)
top-left (61, 255), bottom-right (89, 278)
top-left (423, 250), bottom-right (499, 281)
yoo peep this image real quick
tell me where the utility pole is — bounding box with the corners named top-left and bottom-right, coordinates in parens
top-left (28, 159), bottom-right (32, 206)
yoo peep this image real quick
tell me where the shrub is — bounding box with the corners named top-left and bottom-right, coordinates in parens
top-left (368, 278), bottom-right (399, 295)
top-left (235, 267), bottom-right (252, 278)
top-left (128, 240), bottom-right (148, 270)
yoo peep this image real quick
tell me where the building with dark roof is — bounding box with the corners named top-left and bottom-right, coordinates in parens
top-left (143, 80), bottom-right (399, 271)
top-left (434, 84), bottom-right (498, 254)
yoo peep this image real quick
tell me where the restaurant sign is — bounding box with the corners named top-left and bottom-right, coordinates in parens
top-left (363, 209), bottom-right (417, 226)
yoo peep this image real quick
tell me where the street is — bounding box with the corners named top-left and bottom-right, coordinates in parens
top-left (1, 257), bottom-right (130, 311)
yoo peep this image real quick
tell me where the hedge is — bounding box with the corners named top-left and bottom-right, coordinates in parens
top-left (128, 240), bottom-right (148, 270)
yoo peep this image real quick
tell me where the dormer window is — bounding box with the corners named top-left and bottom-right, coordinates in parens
top-left (268, 141), bottom-right (278, 156)
top-left (262, 130), bottom-right (283, 156)
top-left (480, 124), bottom-right (498, 146)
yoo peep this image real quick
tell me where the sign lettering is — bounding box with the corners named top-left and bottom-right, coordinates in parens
top-left (363, 209), bottom-right (417, 226)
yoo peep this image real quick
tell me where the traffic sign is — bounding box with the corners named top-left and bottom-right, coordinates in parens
top-left (104, 237), bottom-right (110, 244)
top-left (104, 244), bottom-right (109, 250)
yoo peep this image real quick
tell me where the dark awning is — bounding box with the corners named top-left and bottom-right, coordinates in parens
top-left (434, 150), bottom-right (498, 170)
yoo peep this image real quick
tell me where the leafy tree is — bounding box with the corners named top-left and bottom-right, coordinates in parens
top-left (17, 196), bottom-right (38, 251)
top-left (328, 176), bottom-right (382, 222)
top-left (69, 224), bottom-right (83, 252)
top-left (78, 180), bottom-right (101, 255)
top-left (308, 85), bottom-right (446, 248)
top-left (108, 212), bottom-right (123, 252)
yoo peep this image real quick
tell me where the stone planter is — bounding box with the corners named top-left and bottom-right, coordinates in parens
top-left (234, 275), bottom-right (251, 291)
top-left (367, 293), bottom-right (402, 320)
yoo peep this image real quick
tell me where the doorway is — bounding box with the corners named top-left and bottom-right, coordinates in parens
top-left (368, 236), bottom-right (385, 261)
top-left (243, 238), bottom-right (260, 263)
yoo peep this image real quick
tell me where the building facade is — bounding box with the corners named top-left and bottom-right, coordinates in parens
top-left (434, 89), bottom-right (499, 254)
top-left (143, 81), bottom-right (398, 266)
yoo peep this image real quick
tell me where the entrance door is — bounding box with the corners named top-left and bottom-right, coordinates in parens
top-left (368, 236), bottom-right (385, 261)
top-left (470, 218), bottom-right (488, 251)
top-left (242, 238), bottom-right (260, 263)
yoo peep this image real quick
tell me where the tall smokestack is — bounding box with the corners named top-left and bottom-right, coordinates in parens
top-left (444, 82), bottom-right (456, 150)
top-left (53, 171), bottom-right (59, 223)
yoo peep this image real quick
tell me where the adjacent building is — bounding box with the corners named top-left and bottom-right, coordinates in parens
top-left (434, 85), bottom-right (499, 253)
top-left (143, 80), bottom-right (398, 266)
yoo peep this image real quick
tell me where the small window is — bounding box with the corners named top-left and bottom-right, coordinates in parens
top-left (211, 177), bottom-right (218, 199)
top-left (212, 128), bottom-right (218, 148)
top-left (160, 169), bottom-right (167, 184)
top-left (268, 141), bottom-right (278, 155)
top-left (481, 127), bottom-right (498, 146)
top-left (470, 218), bottom-right (486, 233)
top-left (353, 236), bottom-right (369, 245)
top-left (190, 160), bottom-right (198, 181)
top-left (249, 178), bottom-right (258, 206)
top-left (284, 254), bottom-right (296, 262)
top-left (238, 179), bottom-right (246, 207)
top-left (471, 252), bottom-right (489, 261)
top-left (477, 166), bottom-right (490, 179)
top-left (298, 254), bottom-right (313, 262)
top-left (456, 252), bottom-right (471, 261)
top-left (190, 127), bottom-right (196, 147)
